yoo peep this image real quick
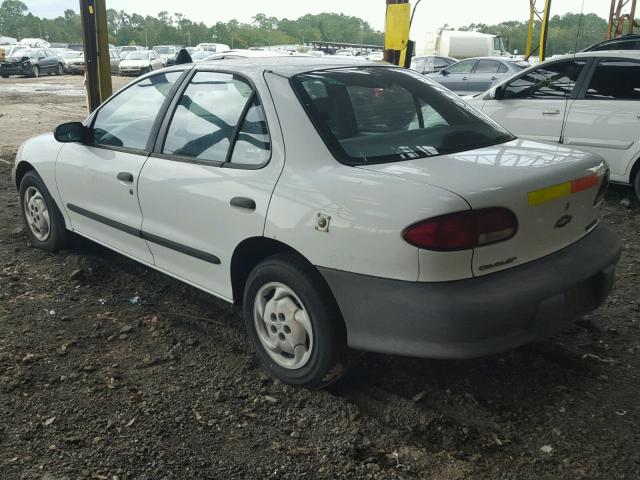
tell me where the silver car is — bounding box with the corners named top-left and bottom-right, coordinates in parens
top-left (426, 57), bottom-right (529, 96)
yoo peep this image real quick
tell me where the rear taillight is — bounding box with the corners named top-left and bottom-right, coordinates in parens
top-left (594, 170), bottom-right (609, 206)
top-left (403, 208), bottom-right (518, 251)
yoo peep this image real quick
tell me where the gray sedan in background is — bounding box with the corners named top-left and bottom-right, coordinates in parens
top-left (426, 57), bottom-right (529, 96)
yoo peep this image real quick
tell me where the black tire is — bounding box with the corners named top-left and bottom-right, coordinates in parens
top-left (1, 75), bottom-right (8, 79)
top-left (634, 169), bottom-right (640, 202)
top-left (19, 170), bottom-right (70, 252)
top-left (30, 65), bottom-right (39, 78)
top-left (56, 63), bottom-right (63, 76)
top-left (243, 253), bottom-right (347, 389)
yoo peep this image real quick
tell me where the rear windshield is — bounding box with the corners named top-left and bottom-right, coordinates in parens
top-left (125, 52), bottom-right (149, 60)
top-left (292, 67), bottom-right (514, 165)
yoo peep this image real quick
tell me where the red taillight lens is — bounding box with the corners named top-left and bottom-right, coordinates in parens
top-left (403, 208), bottom-right (518, 251)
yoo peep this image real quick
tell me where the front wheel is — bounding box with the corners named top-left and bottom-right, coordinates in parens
top-left (243, 254), bottom-right (347, 389)
top-left (1, 74), bottom-right (8, 79)
top-left (19, 170), bottom-right (70, 252)
top-left (56, 63), bottom-right (63, 75)
top-left (30, 65), bottom-right (39, 78)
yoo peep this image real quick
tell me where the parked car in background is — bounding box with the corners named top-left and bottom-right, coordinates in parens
top-left (582, 33), bottom-right (640, 52)
top-left (12, 58), bottom-right (620, 388)
top-left (153, 45), bottom-right (183, 66)
top-left (196, 49), bottom-right (293, 62)
top-left (196, 43), bottom-right (230, 53)
top-left (109, 49), bottom-right (121, 74)
top-left (467, 51), bottom-right (640, 199)
top-left (191, 50), bottom-right (215, 62)
top-left (426, 57), bottom-right (528, 95)
top-left (54, 49), bottom-right (82, 73)
top-left (119, 46), bottom-right (146, 60)
top-left (410, 55), bottom-right (457, 74)
top-left (0, 47), bottom-right (63, 78)
top-left (119, 50), bottom-right (165, 75)
top-left (66, 53), bottom-right (85, 74)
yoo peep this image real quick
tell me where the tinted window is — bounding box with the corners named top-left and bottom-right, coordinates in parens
top-left (230, 97), bottom-right (271, 165)
top-left (410, 57), bottom-right (426, 72)
top-left (446, 60), bottom-right (475, 74)
top-left (504, 60), bottom-right (585, 99)
top-left (476, 60), bottom-right (502, 74)
top-left (433, 57), bottom-right (450, 69)
top-left (163, 72), bottom-right (254, 162)
top-left (91, 71), bottom-right (182, 150)
top-left (292, 67), bottom-right (514, 165)
top-left (586, 60), bottom-right (640, 100)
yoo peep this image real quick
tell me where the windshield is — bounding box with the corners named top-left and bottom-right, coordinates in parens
top-left (155, 47), bottom-right (173, 54)
top-left (292, 67), bottom-right (514, 165)
top-left (124, 51), bottom-right (149, 60)
top-left (9, 48), bottom-right (33, 58)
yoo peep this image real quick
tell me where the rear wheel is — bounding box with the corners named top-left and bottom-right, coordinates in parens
top-left (19, 171), bottom-right (70, 252)
top-left (243, 254), bottom-right (347, 389)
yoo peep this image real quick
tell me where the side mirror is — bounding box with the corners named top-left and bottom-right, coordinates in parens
top-left (441, 69), bottom-right (449, 76)
top-left (491, 85), bottom-right (505, 100)
top-left (54, 122), bottom-right (86, 143)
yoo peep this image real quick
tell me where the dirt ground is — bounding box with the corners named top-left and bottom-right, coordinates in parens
top-left (0, 75), bottom-right (639, 480)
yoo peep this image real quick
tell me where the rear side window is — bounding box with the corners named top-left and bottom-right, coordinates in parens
top-left (163, 72), bottom-right (270, 165)
top-left (91, 71), bottom-right (182, 150)
top-left (585, 60), bottom-right (640, 100)
top-left (476, 60), bottom-right (504, 74)
top-left (445, 60), bottom-right (475, 74)
top-left (292, 67), bottom-right (514, 165)
top-left (504, 60), bottom-right (585, 99)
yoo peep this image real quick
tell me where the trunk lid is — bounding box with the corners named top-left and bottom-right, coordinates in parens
top-left (358, 139), bottom-right (607, 276)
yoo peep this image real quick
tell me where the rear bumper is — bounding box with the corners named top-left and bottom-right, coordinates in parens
top-left (319, 225), bottom-right (622, 359)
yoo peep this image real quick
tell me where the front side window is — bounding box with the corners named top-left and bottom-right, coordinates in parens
top-left (445, 60), bottom-right (476, 74)
top-left (162, 72), bottom-right (268, 164)
top-left (503, 60), bottom-right (585, 99)
top-left (586, 60), bottom-right (640, 100)
top-left (91, 71), bottom-right (182, 150)
top-left (292, 67), bottom-right (514, 165)
top-left (410, 57), bottom-right (426, 72)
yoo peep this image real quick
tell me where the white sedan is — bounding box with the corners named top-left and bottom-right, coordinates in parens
top-left (12, 58), bottom-right (621, 388)
top-left (467, 51), bottom-right (640, 199)
top-left (119, 50), bottom-right (165, 76)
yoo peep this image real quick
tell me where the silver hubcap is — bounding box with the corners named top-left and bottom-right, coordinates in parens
top-left (253, 282), bottom-right (313, 370)
top-left (23, 186), bottom-right (50, 241)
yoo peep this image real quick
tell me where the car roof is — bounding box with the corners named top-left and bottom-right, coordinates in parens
top-left (195, 56), bottom-right (385, 77)
top-left (545, 51), bottom-right (640, 60)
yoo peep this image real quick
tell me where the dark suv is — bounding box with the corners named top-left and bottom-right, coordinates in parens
top-left (582, 34), bottom-right (640, 52)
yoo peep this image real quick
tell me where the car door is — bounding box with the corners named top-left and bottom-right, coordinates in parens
top-left (44, 49), bottom-right (58, 72)
top-left (433, 59), bottom-right (477, 94)
top-left (469, 59), bottom-right (508, 94)
top-left (55, 71), bottom-right (185, 263)
top-left (480, 59), bottom-right (588, 143)
top-left (562, 58), bottom-right (640, 182)
top-left (137, 70), bottom-right (284, 300)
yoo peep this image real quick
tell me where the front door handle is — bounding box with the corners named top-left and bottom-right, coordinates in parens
top-left (543, 109), bottom-right (561, 115)
top-left (230, 197), bottom-right (256, 211)
top-left (117, 172), bottom-right (134, 185)
top-left (462, 76), bottom-right (468, 80)
top-left (490, 76), bottom-right (498, 80)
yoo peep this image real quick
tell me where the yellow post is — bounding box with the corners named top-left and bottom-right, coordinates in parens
top-left (539, 0), bottom-right (552, 63)
top-left (384, 1), bottom-right (411, 66)
top-left (525, 0), bottom-right (535, 60)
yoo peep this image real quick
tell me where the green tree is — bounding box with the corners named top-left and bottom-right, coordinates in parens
top-left (0, 0), bottom-right (28, 38)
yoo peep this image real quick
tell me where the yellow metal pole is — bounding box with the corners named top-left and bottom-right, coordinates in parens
top-left (384, 0), bottom-right (411, 66)
top-left (95, 0), bottom-right (112, 103)
top-left (525, 0), bottom-right (535, 60)
top-left (539, 0), bottom-right (552, 63)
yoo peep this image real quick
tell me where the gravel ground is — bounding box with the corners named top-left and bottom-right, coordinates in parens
top-left (0, 75), bottom-right (639, 480)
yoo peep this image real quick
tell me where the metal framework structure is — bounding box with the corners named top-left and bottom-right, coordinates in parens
top-left (608, 0), bottom-right (638, 38)
top-left (524, 0), bottom-right (552, 62)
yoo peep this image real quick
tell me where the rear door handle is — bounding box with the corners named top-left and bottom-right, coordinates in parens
top-left (543, 109), bottom-right (561, 115)
top-left (230, 197), bottom-right (256, 211)
top-left (490, 76), bottom-right (498, 80)
top-left (117, 172), bottom-right (134, 184)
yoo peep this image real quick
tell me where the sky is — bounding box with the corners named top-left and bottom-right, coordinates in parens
top-left (24, 0), bottom-right (614, 41)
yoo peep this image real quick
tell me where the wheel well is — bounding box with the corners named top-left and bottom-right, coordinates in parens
top-left (631, 156), bottom-right (640, 187)
top-left (14, 161), bottom-right (35, 189)
top-left (230, 237), bottom-right (310, 305)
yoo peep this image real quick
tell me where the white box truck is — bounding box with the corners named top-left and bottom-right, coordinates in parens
top-left (420, 30), bottom-right (509, 59)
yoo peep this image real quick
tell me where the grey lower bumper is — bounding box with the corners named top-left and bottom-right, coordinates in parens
top-left (319, 226), bottom-right (622, 359)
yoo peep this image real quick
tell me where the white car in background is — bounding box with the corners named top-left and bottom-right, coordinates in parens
top-left (12, 58), bottom-right (620, 388)
top-left (467, 51), bottom-right (640, 199)
top-left (119, 50), bottom-right (165, 76)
